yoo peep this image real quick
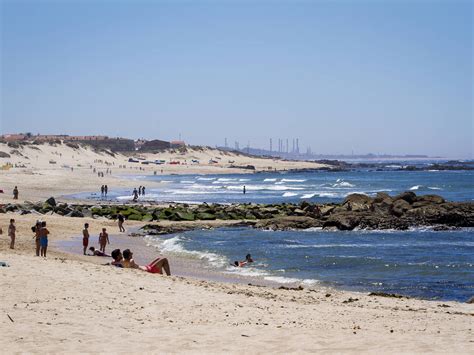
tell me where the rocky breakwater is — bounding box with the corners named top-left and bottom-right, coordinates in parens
top-left (0, 192), bottom-right (472, 231)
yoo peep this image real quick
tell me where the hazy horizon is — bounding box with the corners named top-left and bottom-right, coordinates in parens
top-left (1, 1), bottom-right (472, 158)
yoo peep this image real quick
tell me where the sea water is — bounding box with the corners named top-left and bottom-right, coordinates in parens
top-left (146, 227), bottom-right (474, 302)
top-left (70, 164), bottom-right (474, 301)
top-left (79, 166), bottom-right (474, 204)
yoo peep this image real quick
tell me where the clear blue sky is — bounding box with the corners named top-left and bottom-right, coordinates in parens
top-left (1, 0), bottom-right (472, 158)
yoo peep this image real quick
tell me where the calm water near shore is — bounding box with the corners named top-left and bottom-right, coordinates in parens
top-left (147, 227), bottom-right (474, 302)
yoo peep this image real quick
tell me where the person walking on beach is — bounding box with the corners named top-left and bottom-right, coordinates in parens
top-left (39, 221), bottom-right (49, 257)
top-left (101, 185), bottom-right (105, 197)
top-left (82, 223), bottom-right (90, 255)
top-left (122, 249), bottom-right (171, 275)
top-left (13, 186), bottom-right (19, 200)
top-left (8, 219), bottom-right (16, 249)
top-left (117, 213), bottom-right (125, 232)
top-left (132, 188), bottom-right (139, 201)
top-left (99, 228), bottom-right (109, 253)
top-left (141, 186), bottom-right (145, 196)
top-left (138, 186), bottom-right (142, 196)
top-left (104, 185), bottom-right (108, 197)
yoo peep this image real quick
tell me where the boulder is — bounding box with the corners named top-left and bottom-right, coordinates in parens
top-left (394, 191), bottom-right (417, 204)
top-left (323, 213), bottom-right (361, 230)
top-left (196, 212), bottom-right (216, 220)
top-left (176, 211), bottom-right (195, 221)
top-left (45, 197), bottom-right (57, 207)
top-left (319, 205), bottom-right (335, 216)
top-left (373, 192), bottom-right (392, 204)
top-left (391, 199), bottom-right (412, 217)
top-left (413, 194), bottom-right (445, 207)
top-left (256, 216), bottom-right (322, 230)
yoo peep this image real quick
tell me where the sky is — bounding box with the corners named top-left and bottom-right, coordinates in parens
top-left (1, 0), bottom-right (472, 158)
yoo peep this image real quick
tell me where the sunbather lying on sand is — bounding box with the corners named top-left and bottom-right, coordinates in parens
top-left (122, 249), bottom-right (171, 276)
top-left (89, 246), bottom-right (110, 257)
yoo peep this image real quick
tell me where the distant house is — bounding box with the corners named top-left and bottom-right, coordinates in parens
top-left (66, 135), bottom-right (109, 141)
top-left (170, 140), bottom-right (186, 148)
top-left (0, 134), bottom-right (28, 142)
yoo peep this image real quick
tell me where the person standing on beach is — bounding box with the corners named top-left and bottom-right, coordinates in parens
top-left (132, 188), bottom-right (139, 201)
top-left (142, 186), bottom-right (145, 196)
top-left (33, 220), bottom-right (41, 256)
top-left (82, 223), bottom-right (90, 255)
top-left (13, 186), bottom-right (19, 200)
top-left (99, 228), bottom-right (109, 253)
top-left (138, 186), bottom-right (142, 196)
top-left (39, 221), bottom-right (49, 257)
top-left (104, 185), bottom-right (108, 197)
top-left (243, 185), bottom-right (246, 194)
top-left (117, 213), bottom-right (125, 232)
top-left (8, 219), bottom-right (16, 249)
top-left (101, 185), bottom-right (105, 197)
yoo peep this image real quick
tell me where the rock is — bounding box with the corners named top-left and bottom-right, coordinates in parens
top-left (141, 214), bottom-right (154, 222)
top-left (45, 197), bottom-right (56, 207)
top-left (128, 214), bottom-right (143, 221)
top-left (391, 199), bottom-right (412, 217)
top-left (394, 191), bottom-right (417, 204)
top-left (413, 194), bottom-right (445, 207)
top-left (66, 210), bottom-right (84, 218)
top-left (319, 205), bottom-right (335, 216)
top-left (255, 216), bottom-right (322, 230)
top-left (323, 213), bottom-right (361, 230)
top-left (373, 192), bottom-right (392, 204)
top-left (344, 193), bottom-right (372, 206)
top-left (196, 212), bottom-right (216, 220)
top-left (466, 296), bottom-right (474, 304)
top-left (176, 211), bottom-right (195, 221)
top-left (293, 209), bottom-right (306, 216)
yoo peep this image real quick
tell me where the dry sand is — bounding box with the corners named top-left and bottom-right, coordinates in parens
top-left (0, 214), bottom-right (473, 353)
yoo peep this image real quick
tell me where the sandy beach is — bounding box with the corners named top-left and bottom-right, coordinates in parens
top-left (0, 209), bottom-right (473, 353)
top-left (0, 143), bottom-right (472, 353)
top-left (0, 142), bottom-right (329, 203)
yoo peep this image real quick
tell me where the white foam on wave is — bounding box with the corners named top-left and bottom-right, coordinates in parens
top-left (410, 185), bottom-right (422, 190)
top-left (197, 177), bottom-right (216, 181)
top-left (281, 178), bottom-right (306, 183)
top-left (282, 192), bottom-right (298, 197)
top-left (332, 181), bottom-right (355, 188)
top-left (264, 178), bottom-right (277, 182)
top-left (145, 235), bottom-right (228, 268)
top-left (180, 180), bottom-right (195, 184)
top-left (428, 186), bottom-right (442, 190)
top-left (264, 276), bottom-right (318, 285)
top-left (239, 178), bottom-right (251, 182)
top-left (227, 185), bottom-right (304, 191)
top-left (300, 193), bottom-right (315, 199)
top-left (224, 266), bottom-right (269, 278)
top-left (217, 178), bottom-right (237, 182)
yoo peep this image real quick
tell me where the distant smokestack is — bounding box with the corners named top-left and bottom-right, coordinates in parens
top-left (270, 138), bottom-right (272, 152)
top-left (286, 139), bottom-right (289, 154)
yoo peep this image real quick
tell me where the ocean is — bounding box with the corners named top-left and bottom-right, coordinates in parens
top-left (70, 162), bottom-right (474, 301)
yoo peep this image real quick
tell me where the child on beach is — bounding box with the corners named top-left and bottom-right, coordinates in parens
top-left (99, 228), bottom-right (109, 253)
top-left (8, 219), bottom-right (16, 249)
top-left (13, 186), bottom-right (19, 200)
top-left (88, 246), bottom-right (110, 257)
top-left (122, 249), bottom-right (171, 275)
top-left (82, 223), bottom-right (90, 255)
top-left (39, 221), bottom-right (49, 257)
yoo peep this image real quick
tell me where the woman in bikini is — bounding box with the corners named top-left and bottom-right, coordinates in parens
top-left (122, 249), bottom-right (171, 276)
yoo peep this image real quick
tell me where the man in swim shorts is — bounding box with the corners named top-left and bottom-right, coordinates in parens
top-left (83, 223), bottom-right (90, 255)
top-left (99, 228), bottom-right (109, 253)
